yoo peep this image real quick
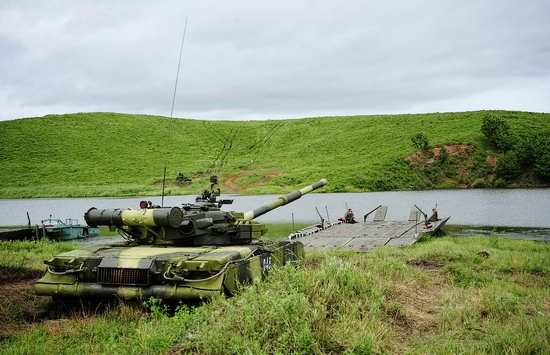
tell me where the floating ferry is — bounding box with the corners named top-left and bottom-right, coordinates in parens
top-left (289, 206), bottom-right (450, 252)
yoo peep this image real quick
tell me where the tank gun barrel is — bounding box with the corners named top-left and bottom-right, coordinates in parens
top-left (85, 207), bottom-right (184, 228)
top-left (242, 179), bottom-right (328, 220)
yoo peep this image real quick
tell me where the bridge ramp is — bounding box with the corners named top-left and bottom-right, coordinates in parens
top-left (298, 221), bottom-right (421, 252)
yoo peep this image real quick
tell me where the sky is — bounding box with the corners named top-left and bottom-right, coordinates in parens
top-left (0, 0), bottom-right (549, 121)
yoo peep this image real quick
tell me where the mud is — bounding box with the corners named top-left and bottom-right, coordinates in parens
top-left (0, 268), bottom-right (107, 339)
top-left (406, 259), bottom-right (444, 271)
top-left (0, 276), bottom-right (43, 338)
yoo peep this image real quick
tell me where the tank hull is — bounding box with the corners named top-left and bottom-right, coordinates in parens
top-left (34, 240), bottom-right (304, 300)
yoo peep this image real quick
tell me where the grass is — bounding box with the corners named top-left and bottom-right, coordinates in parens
top-left (1, 110), bottom-right (549, 198)
top-left (0, 235), bottom-right (548, 353)
top-left (0, 240), bottom-right (78, 274)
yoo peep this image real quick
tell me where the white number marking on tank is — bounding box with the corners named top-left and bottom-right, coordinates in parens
top-left (261, 256), bottom-right (272, 272)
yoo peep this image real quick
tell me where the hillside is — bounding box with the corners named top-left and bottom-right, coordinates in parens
top-left (0, 110), bottom-right (549, 198)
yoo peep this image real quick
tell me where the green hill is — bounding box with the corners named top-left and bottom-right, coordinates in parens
top-left (0, 110), bottom-right (549, 198)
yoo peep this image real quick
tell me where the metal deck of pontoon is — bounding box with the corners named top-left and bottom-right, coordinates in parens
top-left (289, 205), bottom-right (450, 252)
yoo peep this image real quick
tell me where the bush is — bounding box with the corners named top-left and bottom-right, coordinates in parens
top-left (411, 133), bottom-right (430, 151)
top-left (494, 178), bottom-right (507, 187)
top-left (439, 145), bottom-right (449, 165)
top-left (507, 132), bottom-right (550, 181)
top-left (495, 151), bottom-right (521, 181)
top-left (481, 116), bottom-right (513, 152)
top-left (440, 181), bottom-right (458, 189)
top-left (471, 151), bottom-right (492, 178)
top-left (471, 178), bottom-right (488, 188)
top-left (514, 136), bottom-right (536, 168)
top-left (532, 137), bottom-right (550, 181)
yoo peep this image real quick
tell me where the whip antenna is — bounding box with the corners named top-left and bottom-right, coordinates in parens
top-left (162, 16), bottom-right (189, 207)
top-left (170, 16), bottom-right (188, 119)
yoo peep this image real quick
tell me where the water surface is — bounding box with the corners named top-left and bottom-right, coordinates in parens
top-left (1, 188), bottom-right (549, 228)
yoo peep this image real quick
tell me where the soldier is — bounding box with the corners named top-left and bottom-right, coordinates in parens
top-left (344, 208), bottom-right (357, 224)
top-left (427, 208), bottom-right (439, 223)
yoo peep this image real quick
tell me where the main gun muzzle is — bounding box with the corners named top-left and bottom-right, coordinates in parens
top-left (85, 207), bottom-right (184, 228)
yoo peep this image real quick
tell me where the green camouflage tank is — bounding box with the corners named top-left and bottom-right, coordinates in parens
top-left (34, 177), bottom-right (327, 300)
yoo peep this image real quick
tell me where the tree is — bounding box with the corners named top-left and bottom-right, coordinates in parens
top-left (532, 135), bottom-right (550, 181)
top-left (495, 151), bottom-right (521, 181)
top-left (481, 115), bottom-right (513, 152)
top-left (411, 133), bottom-right (430, 151)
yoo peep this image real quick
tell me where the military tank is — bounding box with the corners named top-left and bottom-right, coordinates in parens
top-left (34, 177), bottom-right (327, 300)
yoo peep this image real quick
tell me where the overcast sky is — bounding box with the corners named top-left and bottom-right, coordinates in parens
top-left (1, 0), bottom-right (549, 121)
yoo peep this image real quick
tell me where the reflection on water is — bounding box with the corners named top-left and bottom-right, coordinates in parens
top-left (1, 188), bottom-right (549, 229)
top-left (445, 225), bottom-right (550, 242)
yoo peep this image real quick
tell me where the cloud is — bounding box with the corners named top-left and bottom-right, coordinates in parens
top-left (1, 0), bottom-right (549, 121)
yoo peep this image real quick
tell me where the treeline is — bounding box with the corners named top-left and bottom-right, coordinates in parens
top-left (482, 115), bottom-right (550, 186)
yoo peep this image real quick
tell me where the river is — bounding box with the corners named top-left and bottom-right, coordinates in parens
top-left (1, 188), bottom-right (549, 228)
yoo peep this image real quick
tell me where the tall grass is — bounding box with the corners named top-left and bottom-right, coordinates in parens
top-left (1, 236), bottom-right (548, 353)
top-left (0, 240), bottom-right (77, 272)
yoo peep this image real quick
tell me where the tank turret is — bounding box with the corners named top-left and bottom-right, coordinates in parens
top-left (84, 178), bottom-right (328, 246)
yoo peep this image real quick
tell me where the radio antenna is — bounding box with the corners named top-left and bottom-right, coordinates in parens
top-left (161, 165), bottom-right (167, 207)
top-left (170, 16), bottom-right (188, 119)
top-left (162, 16), bottom-right (189, 207)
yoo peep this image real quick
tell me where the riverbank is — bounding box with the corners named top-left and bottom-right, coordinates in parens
top-left (1, 110), bottom-right (549, 198)
top-left (0, 236), bottom-right (548, 353)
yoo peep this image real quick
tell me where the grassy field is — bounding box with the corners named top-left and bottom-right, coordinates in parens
top-left (0, 235), bottom-right (548, 354)
top-left (1, 110), bottom-right (549, 198)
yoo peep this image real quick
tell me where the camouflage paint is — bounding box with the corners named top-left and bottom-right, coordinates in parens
top-left (35, 241), bottom-right (302, 299)
top-left (35, 179), bottom-right (325, 300)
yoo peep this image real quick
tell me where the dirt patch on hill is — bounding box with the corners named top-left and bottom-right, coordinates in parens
top-left (405, 144), bottom-right (472, 163)
top-left (222, 172), bottom-right (245, 192)
top-left (405, 144), bottom-right (497, 188)
top-left (486, 154), bottom-right (497, 167)
top-left (222, 171), bottom-right (280, 193)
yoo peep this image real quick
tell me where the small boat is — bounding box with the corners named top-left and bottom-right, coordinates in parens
top-left (34, 218), bottom-right (100, 241)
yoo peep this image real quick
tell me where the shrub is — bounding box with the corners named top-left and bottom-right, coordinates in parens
top-left (370, 178), bottom-right (396, 191)
top-left (514, 136), bottom-right (536, 168)
top-left (494, 178), bottom-right (507, 187)
top-left (472, 152), bottom-right (493, 178)
top-left (532, 137), bottom-right (550, 181)
top-left (440, 181), bottom-right (458, 189)
top-left (507, 132), bottom-right (550, 181)
top-left (471, 178), bottom-right (488, 188)
top-left (439, 145), bottom-right (449, 165)
top-left (495, 151), bottom-right (521, 181)
top-left (411, 133), bottom-right (430, 151)
top-left (481, 115), bottom-right (513, 152)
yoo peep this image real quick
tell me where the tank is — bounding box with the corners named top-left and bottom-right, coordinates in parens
top-left (34, 177), bottom-right (328, 300)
